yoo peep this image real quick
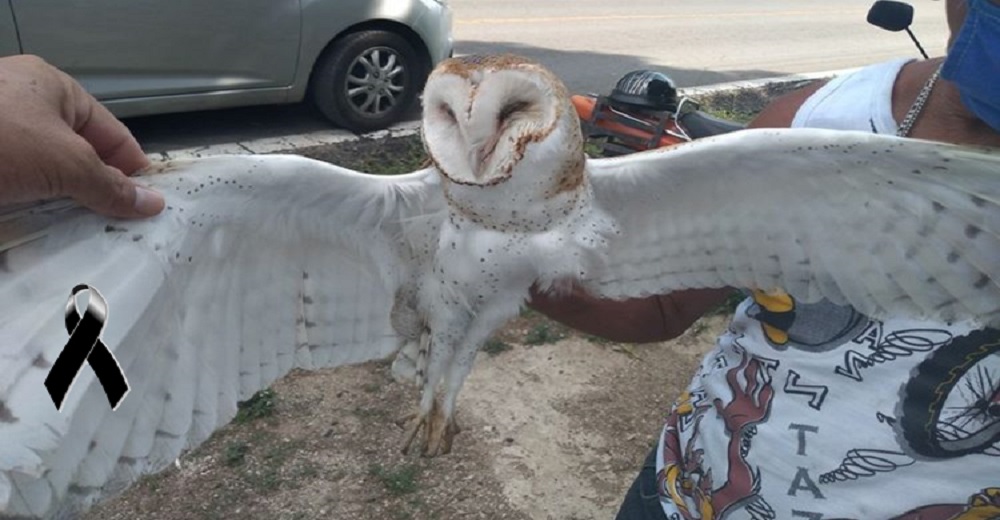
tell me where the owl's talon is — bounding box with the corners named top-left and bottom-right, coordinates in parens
top-left (400, 410), bottom-right (428, 455)
top-left (398, 401), bottom-right (461, 457)
top-left (422, 404), bottom-right (460, 457)
top-left (423, 420), bottom-right (445, 456)
top-left (435, 416), bottom-right (462, 455)
top-left (394, 411), bottom-right (416, 429)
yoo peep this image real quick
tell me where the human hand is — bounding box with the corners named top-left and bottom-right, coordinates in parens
top-left (0, 55), bottom-right (164, 218)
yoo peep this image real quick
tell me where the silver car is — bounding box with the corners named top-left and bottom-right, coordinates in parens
top-left (0, 0), bottom-right (453, 133)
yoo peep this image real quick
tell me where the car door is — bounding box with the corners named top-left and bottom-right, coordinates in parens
top-left (8, 0), bottom-right (301, 100)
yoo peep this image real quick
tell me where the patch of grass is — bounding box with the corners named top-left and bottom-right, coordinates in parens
top-left (234, 388), bottom-right (276, 424)
top-left (694, 80), bottom-right (820, 124)
top-left (584, 334), bottom-right (613, 345)
top-left (352, 405), bottom-right (389, 419)
top-left (139, 471), bottom-right (168, 493)
top-left (296, 135), bottom-right (429, 176)
top-left (223, 441), bottom-right (249, 467)
top-left (698, 107), bottom-right (758, 125)
top-left (247, 468), bottom-right (281, 491)
top-left (216, 433), bottom-right (303, 492)
top-left (294, 461), bottom-right (320, 479)
top-left (369, 463), bottom-right (421, 496)
top-left (394, 497), bottom-right (435, 520)
top-left (524, 323), bottom-right (566, 345)
top-left (709, 290), bottom-right (745, 317)
top-left (237, 439), bottom-right (305, 492)
top-left (688, 320), bottom-right (710, 337)
top-left (583, 141), bottom-right (605, 157)
top-left (200, 505), bottom-right (231, 520)
top-left (482, 338), bottom-right (513, 356)
top-left (611, 343), bottom-right (641, 360)
top-left (264, 439), bottom-right (303, 465)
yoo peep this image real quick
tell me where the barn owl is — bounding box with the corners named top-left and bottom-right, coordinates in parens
top-left (1, 54), bottom-right (999, 518)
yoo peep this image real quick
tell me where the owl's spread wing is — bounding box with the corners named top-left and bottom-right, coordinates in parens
top-left (0, 155), bottom-right (446, 518)
top-left (584, 128), bottom-right (1000, 327)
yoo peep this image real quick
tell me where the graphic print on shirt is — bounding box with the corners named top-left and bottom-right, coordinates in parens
top-left (832, 320), bottom-right (954, 384)
top-left (885, 487), bottom-right (1000, 520)
top-left (817, 328), bottom-right (999, 502)
top-left (819, 329), bottom-right (999, 488)
top-left (657, 346), bottom-right (779, 519)
top-left (818, 443), bottom-right (915, 485)
top-left (747, 291), bottom-right (868, 353)
top-left (895, 328), bottom-right (1000, 459)
top-left (783, 370), bottom-right (829, 411)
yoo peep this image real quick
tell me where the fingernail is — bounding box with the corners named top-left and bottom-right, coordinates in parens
top-left (133, 185), bottom-right (165, 216)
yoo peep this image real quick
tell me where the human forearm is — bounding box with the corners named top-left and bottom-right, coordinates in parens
top-left (528, 284), bottom-right (735, 343)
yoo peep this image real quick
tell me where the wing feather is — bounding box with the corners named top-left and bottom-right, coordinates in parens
top-left (0, 154), bottom-right (445, 517)
top-left (585, 128), bottom-right (1000, 326)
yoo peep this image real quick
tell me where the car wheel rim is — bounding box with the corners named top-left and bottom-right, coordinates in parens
top-left (345, 47), bottom-right (406, 119)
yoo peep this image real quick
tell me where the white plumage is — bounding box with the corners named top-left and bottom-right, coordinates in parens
top-left (1, 55), bottom-right (998, 518)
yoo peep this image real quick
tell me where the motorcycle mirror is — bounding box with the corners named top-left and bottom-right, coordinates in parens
top-left (866, 0), bottom-right (930, 59)
top-left (867, 0), bottom-right (914, 32)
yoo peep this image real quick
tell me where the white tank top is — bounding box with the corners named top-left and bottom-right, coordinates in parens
top-left (791, 58), bottom-right (911, 134)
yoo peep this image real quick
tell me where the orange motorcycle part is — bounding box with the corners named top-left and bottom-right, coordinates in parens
top-left (571, 94), bottom-right (686, 151)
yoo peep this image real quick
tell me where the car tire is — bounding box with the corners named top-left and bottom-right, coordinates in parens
top-left (311, 30), bottom-right (424, 133)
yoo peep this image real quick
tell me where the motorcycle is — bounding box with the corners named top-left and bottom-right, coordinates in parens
top-left (570, 70), bottom-right (742, 157)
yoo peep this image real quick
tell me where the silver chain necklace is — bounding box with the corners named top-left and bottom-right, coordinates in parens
top-left (896, 62), bottom-right (943, 137)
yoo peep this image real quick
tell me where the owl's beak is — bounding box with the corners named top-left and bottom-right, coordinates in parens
top-left (469, 132), bottom-right (501, 179)
top-left (469, 148), bottom-right (486, 179)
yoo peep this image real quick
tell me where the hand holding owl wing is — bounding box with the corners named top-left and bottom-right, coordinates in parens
top-left (584, 128), bottom-right (1000, 327)
top-left (0, 155), bottom-right (445, 518)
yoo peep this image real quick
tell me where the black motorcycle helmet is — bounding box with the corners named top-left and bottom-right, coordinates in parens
top-left (609, 70), bottom-right (678, 111)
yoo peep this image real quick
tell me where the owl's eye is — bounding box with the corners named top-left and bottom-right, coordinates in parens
top-left (440, 104), bottom-right (456, 121)
top-left (497, 100), bottom-right (531, 124)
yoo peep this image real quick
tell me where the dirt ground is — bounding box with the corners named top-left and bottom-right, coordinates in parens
top-left (86, 312), bottom-right (728, 520)
top-left (85, 84), bottom-right (797, 520)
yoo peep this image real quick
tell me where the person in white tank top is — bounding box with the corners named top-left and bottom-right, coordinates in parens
top-left (530, 0), bottom-right (1000, 518)
top-left (791, 57), bottom-right (910, 134)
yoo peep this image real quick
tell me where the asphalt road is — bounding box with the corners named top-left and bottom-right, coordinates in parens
top-left (129, 0), bottom-right (951, 154)
top-left (451, 0), bottom-right (948, 92)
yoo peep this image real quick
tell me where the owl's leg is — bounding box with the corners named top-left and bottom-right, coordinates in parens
top-left (390, 330), bottom-right (430, 386)
top-left (414, 297), bottom-right (519, 456)
top-left (389, 289), bottom-right (426, 386)
top-left (429, 317), bottom-right (504, 456)
top-left (400, 282), bottom-right (521, 455)
top-left (400, 326), bottom-right (456, 456)
top-left (415, 330), bottom-right (431, 388)
top-left (390, 338), bottom-right (418, 384)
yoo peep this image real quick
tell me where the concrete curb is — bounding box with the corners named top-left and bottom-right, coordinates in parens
top-left (149, 121), bottom-right (422, 161)
top-left (678, 67), bottom-right (858, 97)
top-left (150, 67), bottom-right (858, 161)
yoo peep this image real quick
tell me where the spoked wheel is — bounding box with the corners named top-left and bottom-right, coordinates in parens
top-left (311, 30), bottom-right (424, 133)
top-left (897, 329), bottom-right (1000, 458)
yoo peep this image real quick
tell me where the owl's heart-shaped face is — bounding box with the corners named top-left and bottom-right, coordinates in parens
top-left (420, 55), bottom-right (583, 187)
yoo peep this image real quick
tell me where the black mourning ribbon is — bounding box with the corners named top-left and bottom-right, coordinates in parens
top-left (44, 284), bottom-right (129, 411)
